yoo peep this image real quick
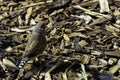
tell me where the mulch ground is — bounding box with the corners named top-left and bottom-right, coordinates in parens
top-left (0, 0), bottom-right (120, 80)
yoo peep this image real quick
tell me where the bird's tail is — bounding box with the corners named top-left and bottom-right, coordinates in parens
top-left (18, 57), bottom-right (29, 68)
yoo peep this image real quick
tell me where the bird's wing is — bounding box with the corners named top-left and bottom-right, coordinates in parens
top-left (22, 35), bottom-right (40, 58)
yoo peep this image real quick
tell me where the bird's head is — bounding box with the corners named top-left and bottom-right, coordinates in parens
top-left (33, 21), bottom-right (46, 32)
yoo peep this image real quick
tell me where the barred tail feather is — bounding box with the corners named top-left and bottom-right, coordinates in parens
top-left (18, 57), bottom-right (29, 68)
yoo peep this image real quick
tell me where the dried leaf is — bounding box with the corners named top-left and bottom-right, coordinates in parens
top-left (62, 72), bottom-right (68, 80)
top-left (70, 32), bottom-right (88, 38)
top-left (63, 34), bottom-right (70, 42)
top-left (105, 25), bottom-right (120, 33)
top-left (108, 58), bottom-right (117, 65)
top-left (45, 72), bottom-right (52, 80)
top-left (81, 55), bottom-right (90, 64)
top-left (50, 28), bottom-right (57, 35)
top-left (109, 65), bottom-right (119, 74)
top-left (91, 50), bottom-right (102, 56)
top-left (25, 7), bottom-right (33, 25)
top-left (3, 58), bottom-right (18, 69)
top-left (79, 40), bottom-right (88, 47)
top-left (99, 0), bottom-right (110, 13)
top-left (98, 59), bottom-right (107, 66)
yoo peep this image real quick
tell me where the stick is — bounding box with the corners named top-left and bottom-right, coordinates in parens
top-left (21, 1), bottom-right (53, 9)
top-left (73, 5), bottom-right (111, 19)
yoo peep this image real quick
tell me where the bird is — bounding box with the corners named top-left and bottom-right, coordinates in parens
top-left (18, 21), bottom-right (47, 68)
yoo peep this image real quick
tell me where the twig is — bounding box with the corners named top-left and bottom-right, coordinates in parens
top-left (11, 27), bottom-right (33, 32)
top-left (0, 60), bottom-right (8, 72)
top-left (89, 17), bottom-right (109, 26)
top-left (80, 0), bottom-right (97, 7)
top-left (104, 50), bottom-right (120, 57)
top-left (0, 32), bottom-right (19, 37)
top-left (73, 5), bottom-right (111, 19)
top-left (47, 60), bottom-right (61, 72)
top-left (21, 1), bottom-right (53, 9)
top-left (13, 43), bottom-right (26, 49)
